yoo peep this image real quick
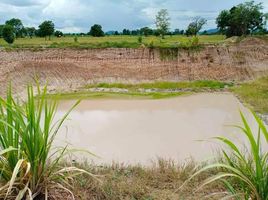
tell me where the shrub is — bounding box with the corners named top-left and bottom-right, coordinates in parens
top-left (74, 36), bottom-right (78, 43)
top-left (0, 84), bottom-right (91, 199)
top-left (138, 36), bottom-right (143, 43)
top-left (185, 112), bottom-right (268, 199)
top-left (2, 25), bottom-right (15, 44)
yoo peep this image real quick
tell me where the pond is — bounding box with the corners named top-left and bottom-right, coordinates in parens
top-left (54, 92), bottom-right (260, 165)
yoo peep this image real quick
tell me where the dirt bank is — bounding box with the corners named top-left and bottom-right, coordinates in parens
top-left (0, 38), bottom-right (267, 95)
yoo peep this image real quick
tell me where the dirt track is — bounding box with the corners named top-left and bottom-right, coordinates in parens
top-left (0, 38), bottom-right (267, 96)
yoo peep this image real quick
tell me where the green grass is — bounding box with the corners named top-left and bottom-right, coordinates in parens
top-left (0, 35), bottom-right (226, 49)
top-left (45, 91), bottom-right (189, 100)
top-left (88, 80), bottom-right (233, 90)
top-left (232, 77), bottom-right (268, 114)
top-left (186, 112), bottom-right (268, 200)
top-left (0, 84), bottom-right (92, 199)
top-left (46, 80), bottom-right (232, 100)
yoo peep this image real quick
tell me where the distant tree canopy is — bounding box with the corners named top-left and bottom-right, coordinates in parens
top-left (122, 29), bottom-right (131, 35)
top-left (140, 27), bottom-right (154, 36)
top-left (0, 25), bottom-right (4, 38)
top-left (155, 9), bottom-right (170, 38)
top-left (54, 30), bottom-right (63, 37)
top-left (216, 1), bottom-right (268, 37)
top-left (25, 27), bottom-right (36, 38)
top-left (5, 18), bottom-right (24, 38)
top-left (89, 24), bottom-right (104, 37)
top-left (38, 21), bottom-right (55, 39)
top-left (174, 29), bottom-right (184, 35)
top-left (185, 17), bottom-right (207, 36)
top-left (2, 25), bottom-right (15, 44)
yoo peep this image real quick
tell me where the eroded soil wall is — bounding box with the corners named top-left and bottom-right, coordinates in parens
top-left (0, 42), bottom-right (267, 95)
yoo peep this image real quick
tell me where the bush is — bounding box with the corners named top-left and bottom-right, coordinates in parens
top-left (186, 112), bottom-right (268, 199)
top-left (138, 36), bottom-right (143, 43)
top-left (2, 25), bottom-right (15, 44)
top-left (0, 84), bottom-right (91, 199)
top-left (74, 36), bottom-right (78, 43)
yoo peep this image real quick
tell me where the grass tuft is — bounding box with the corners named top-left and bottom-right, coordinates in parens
top-left (0, 83), bottom-right (92, 199)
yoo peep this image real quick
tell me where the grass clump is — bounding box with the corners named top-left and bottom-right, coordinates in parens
top-left (0, 84), bottom-right (91, 199)
top-left (70, 159), bottom-right (222, 200)
top-left (45, 91), bottom-right (188, 100)
top-left (88, 80), bottom-right (233, 90)
top-left (232, 77), bottom-right (268, 114)
top-left (185, 112), bottom-right (268, 199)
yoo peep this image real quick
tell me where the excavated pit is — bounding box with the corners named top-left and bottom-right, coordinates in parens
top-left (0, 38), bottom-right (267, 95)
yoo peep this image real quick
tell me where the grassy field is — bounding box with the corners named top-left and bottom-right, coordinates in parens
top-left (0, 35), bottom-right (226, 49)
top-left (232, 77), bottom-right (268, 114)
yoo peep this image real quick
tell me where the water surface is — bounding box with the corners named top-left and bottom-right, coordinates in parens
top-left (55, 92), bottom-right (259, 165)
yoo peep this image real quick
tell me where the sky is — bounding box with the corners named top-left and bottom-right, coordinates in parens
top-left (0, 0), bottom-right (267, 33)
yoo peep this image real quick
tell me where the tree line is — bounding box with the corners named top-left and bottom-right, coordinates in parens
top-left (0, 1), bottom-right (267, 44)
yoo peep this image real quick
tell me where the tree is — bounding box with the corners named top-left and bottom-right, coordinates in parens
top-left (5, 18), bottom-right (24, 38)
top-left (25, 27), bottom-right (36, 38)
top-left (122, 29), bottom-right (130, 35)
top-left (185, 17), bottom-right (207, 36)
top-left (155, 9), bottom-right (170, 39)
top-left (216, 1), bottom-right (268, 37)
top-left (38, 21), bottom-right (55, 40)
top-left (54, 30), bottom-right (63, 37)
top-left (140, 27), bottom-right (153, 36)
top-left (89, 24), bottom-right (104, 37)
top-left (2, 25), bottom-right (15, 44)
top-left (0, 25), bottom-right (4, 38)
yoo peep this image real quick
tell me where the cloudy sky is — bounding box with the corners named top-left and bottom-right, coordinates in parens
top-left (0, 0), bottom-right (267, 33)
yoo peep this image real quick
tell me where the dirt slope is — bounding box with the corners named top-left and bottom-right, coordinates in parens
top-left (0, 38), bottom-right (267, 95)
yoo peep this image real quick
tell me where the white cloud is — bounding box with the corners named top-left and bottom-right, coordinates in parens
top-left (0, 0), bottom-right (267, 33)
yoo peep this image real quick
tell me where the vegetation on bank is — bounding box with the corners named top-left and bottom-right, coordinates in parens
top-left (46, 80), bottom-right (232, 100)
top-left (0, 85), bottom-right (91, 199)
top-left (183, 112), bottom-right (268, 200)
top-left (70, 159), bottom-right (222, 200)
top-left (232, 77), bottom-right (268, 114)
top-left (45, 91), bottom-right (189, 100)
top-left (87, 80), bottom-right (232, 90)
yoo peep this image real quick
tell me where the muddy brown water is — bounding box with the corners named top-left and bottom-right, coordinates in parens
top-left (54, 92), bottom-right (264, 165)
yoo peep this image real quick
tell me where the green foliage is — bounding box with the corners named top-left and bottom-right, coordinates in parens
top-left (185, 17), bottom-right (207, 36)
top-left (0, 25), bottom-right (4, 38)
top-left (232, 77), bottom-right (268, 114)
top-left (140, 27), bottom-right (154, 36)
top-left (54, 30), bottom-right (63, 37)
top-left (5, 18), bottom-right (24, 38)
top-left (2, 25), bottom-right (15, 44)
top-left (25, 27), bottom-right (36, 38)
top-left (89, 24), bottom-right (104, 37)
top-left (38, 20), bottom-right (55, 40)
top-left (216, 1), bottom-right (267, 37)
top-left (74, 36), bottom-right (78, 43)
top-left (87, 80), bottom-right (232, 90)
top-left (138, 36), bottom-right (143, 43)
top-left (155, 9), bottom-right (170, 39)
top-left (188, 112), bottom-right (268, 199)
top-left (0, 84), bottom-right (86, 198)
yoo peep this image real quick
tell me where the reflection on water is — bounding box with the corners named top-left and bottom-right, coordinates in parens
top-left (54, 92), bottom-right (260, 165)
